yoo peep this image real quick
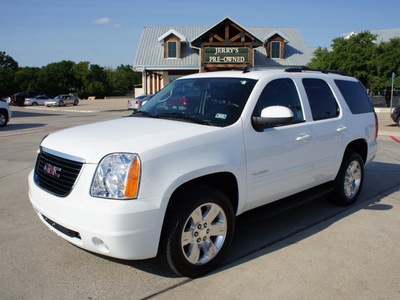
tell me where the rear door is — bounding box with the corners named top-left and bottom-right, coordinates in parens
top-left (300, 78), bottom-right (344, 183)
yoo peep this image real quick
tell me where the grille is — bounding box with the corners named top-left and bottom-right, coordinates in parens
top-left (34, 150), bottom-right (84, 197)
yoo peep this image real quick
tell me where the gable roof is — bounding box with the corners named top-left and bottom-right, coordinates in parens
top-left (157, 29), bottom-right (187, 43)
top-left (133, 22), bottom-right (314, 71)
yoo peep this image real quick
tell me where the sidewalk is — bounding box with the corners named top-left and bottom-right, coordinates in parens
top-left (155, 185), bottom-right (400, 299)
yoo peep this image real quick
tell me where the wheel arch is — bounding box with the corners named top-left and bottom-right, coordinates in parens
top-left (344, 139), bottom-right (368, 164)
top-left (165, 172), bottom-right (239, 218)
top-left (0, 108), bottom-right (9, 121)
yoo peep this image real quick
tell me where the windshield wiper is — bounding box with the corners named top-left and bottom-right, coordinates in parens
top-left (131, 111), bottom-right (158, 118)
top-left (156, 113), bottom-right (210, 125)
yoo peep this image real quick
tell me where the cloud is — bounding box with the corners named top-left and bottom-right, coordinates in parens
top-left (92, 17), bottom-right (111, 25)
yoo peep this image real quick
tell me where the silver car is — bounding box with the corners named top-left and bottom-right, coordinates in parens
top-left (46, 95), bottom-right (79, 107)
top-left (24, 95), bottom-right (52, 106)
top-left (128, 94), bottom-right (153, 111)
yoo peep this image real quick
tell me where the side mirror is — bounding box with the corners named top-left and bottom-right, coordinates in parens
top-left (252, 106), bottom-right (294, 131)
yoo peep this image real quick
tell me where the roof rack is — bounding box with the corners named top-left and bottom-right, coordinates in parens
top-left (231, 65), bottom-right (253, 74)
top-left (285, 66), bottom-right (349, 76)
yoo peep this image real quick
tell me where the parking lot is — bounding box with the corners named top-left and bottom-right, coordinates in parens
top-left (1, 99), bottom-right (400, 299)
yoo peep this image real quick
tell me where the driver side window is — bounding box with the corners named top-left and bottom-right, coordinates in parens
top-left (253, 78), bottom-right (304, 123)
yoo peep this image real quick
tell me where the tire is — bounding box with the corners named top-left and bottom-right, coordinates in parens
top-left (397, 116), bottom-right (400, 127)
top-left (159, 186), bottom-right (235, 278)
top-left (330, 152), bottom-right (364, 206)
top-left (73, 100), bottom-right (78, 106)
top-left (32, 102), bottom-right (38, 106)
top-left (59, 100), bottom-right (64, 107)
top-left (0, 111), bottom-right (8, 127)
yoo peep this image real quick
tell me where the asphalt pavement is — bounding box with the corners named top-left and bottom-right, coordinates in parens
top-left (1, 99), bottom-right (399, 299)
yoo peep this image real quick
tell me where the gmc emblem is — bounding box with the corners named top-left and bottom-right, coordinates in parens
top-left (43, 163), bottom-right (62, 178)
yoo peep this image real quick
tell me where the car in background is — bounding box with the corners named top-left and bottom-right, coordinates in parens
top-left (128, 94), bottom-right (153, 111)
top-left (24, 95), bottom-right (52, 106)
top-left (391, 106), bottom-right (400, 126)
top-left (46, 95), bottom-right (79, 107)
top-left (0, 100), bottom-right (12, 127)
top-left (11, 91), bottom-right (42, 106)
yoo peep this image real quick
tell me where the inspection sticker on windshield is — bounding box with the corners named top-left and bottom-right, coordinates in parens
top-left (215, 113), bottom-right (227, 120)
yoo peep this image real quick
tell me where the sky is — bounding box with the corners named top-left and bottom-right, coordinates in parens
top-left (1, 0), bottom-right (400, 68)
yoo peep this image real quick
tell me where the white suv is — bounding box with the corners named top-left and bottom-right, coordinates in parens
top-left (0, 100), bottom-right (12, 127)
top-left (28, 68), bottom-right (378, 277)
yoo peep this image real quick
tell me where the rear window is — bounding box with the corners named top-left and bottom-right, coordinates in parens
top-left (334, 80), bottom-right (373, 114)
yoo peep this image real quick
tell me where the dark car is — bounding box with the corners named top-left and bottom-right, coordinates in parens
top-left (391, 106), bottom-right (400, 127)
top-left (11, 91), bottom-right (42, 106)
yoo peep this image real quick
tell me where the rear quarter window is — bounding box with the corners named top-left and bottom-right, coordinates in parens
top-left (334, 80), bottom-right (373, 114)
top-left (302, 78), bottom-right (339, 121)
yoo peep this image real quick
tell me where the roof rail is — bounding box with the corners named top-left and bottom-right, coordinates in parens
top-left (231, 65), bottom-right (252, 74)
top-left (285, 67), bottom-right (349, 76)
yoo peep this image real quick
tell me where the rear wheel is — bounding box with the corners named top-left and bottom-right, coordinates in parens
top-left (32, 102), bottom-right (38, 106)
top-left (159, 186), bottom-right (235, 278)
top-left (330, 152), bottom-right (364, 206)
top-left (59, 100), bottom-right (64, 107)
top-left (397, 116), bottom-right (400, 127)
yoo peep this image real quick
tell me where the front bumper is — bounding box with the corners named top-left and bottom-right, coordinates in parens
top-left (28, 169), bottom-right (166, 260)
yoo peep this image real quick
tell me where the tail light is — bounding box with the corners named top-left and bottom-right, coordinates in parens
top-left (374, 111), bottom-right (378, 141)
top-left (183, 96), bottom-right (187, 105)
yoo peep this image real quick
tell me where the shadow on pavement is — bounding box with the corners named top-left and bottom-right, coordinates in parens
top-left (61, 160), bottom-right (400, 279)
top-left (11, 110), bottom-right (62, 118)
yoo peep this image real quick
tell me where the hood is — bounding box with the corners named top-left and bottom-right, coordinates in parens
top-left (41, 117), bottom-right (219, 163)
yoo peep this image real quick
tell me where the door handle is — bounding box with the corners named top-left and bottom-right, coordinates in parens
top-left (296, 134), bottom-right (312, 141)
top-left (337, 126), bottom-right (348, 132)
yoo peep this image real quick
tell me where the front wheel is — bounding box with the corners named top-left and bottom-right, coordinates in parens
top-left (159, 186), bottom-right (235, 278)
top-left (330, 152), bottom-right (364, 206)
top-left (0, 111), bottom-right (8, 127)
top-left (397, 116), bottom-right (400, 127)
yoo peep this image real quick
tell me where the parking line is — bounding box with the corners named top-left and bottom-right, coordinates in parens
top-left (0, 127), bottom-right (66, 138)
top-left (389, 136), bottom-right (400, 143)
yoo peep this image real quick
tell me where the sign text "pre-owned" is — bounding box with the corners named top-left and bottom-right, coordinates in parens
top-left (205, 47), bottom-right (249, 64)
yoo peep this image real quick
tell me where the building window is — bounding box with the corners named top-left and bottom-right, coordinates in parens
top-left (167, 41), bottom-right (177, 58)
top-left (271, 41), bottom-right (281, 59)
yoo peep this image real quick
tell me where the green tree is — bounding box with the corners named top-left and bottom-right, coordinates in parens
top-left (308, 31), bottom-right (378, 87)
top-left (370, 37), bottom-right (400, 92)
top-left (0, 51), bottom-right (19, 96)
top-left (14, 67), bottom-right (41, 91)
top-left (73, 61), bottom-right (90, 98)
top-left (39, 60), bottom-right (77, 95)
top-left (109, 64), bottom-right (141, 95)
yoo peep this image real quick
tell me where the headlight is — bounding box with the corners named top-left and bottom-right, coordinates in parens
top-left (90, 153), bottom-right (141, 199)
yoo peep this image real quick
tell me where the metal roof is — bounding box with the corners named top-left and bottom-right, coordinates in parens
top-left (342, 28), bottom-right (400, 43)
top-left (133, 25), bottom-right (315, 71)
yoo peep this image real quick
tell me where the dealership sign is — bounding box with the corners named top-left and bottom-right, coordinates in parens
top-left (205, 47), bottom-right (250, 64)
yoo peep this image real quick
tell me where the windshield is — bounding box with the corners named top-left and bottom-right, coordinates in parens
top-left (135, 77), bottom-right (257, 127)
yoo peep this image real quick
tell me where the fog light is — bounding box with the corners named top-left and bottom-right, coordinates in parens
top-left (92, 237), bottom-right (109, 253)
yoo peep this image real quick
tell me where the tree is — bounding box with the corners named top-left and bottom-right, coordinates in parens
top-left (14, 67), bottom-right (41, 92)
top-left (308, 32), bottom-right (377, 87)
top-left (0, 51), bottom-right (19, 96)
top-left (109, 64), bottom-right (141, 95)
top-left (39, 60), bottom-right (77, 95)
top-left (371, 38), bottom-right (400, 92)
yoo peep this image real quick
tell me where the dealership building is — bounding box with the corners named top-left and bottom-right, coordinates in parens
top-left (133, 17), bottom-right (316, 96)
